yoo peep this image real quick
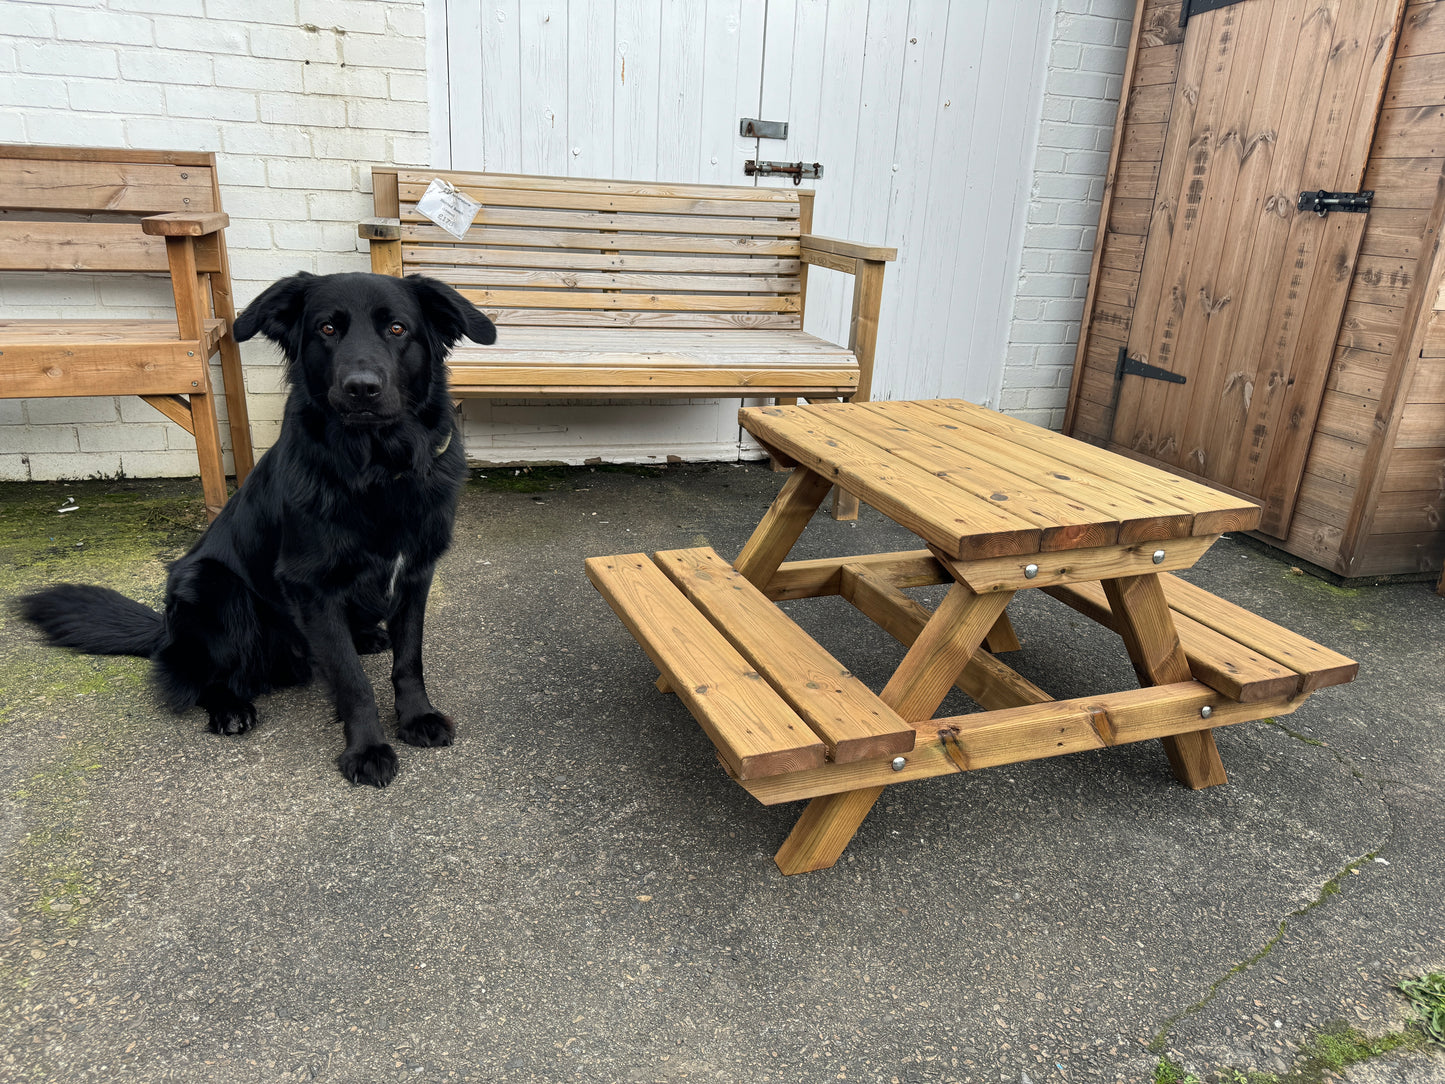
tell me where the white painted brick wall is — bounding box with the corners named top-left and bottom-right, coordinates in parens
top-left (1001, 0), bottom-right (1134, 430)
top-left (0, 0), bottom-right (426, 484)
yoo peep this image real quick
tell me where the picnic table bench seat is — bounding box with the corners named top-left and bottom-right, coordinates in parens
top-left (589, 544), bottom-right (1357, 799)
top-left (0, 145), bottom-right (255, 518)
top-left (359, 168), bottom-right (893, 404)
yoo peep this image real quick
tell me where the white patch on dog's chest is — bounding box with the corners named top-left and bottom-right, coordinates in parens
top-left (386, 553), bottom-right (407, 599)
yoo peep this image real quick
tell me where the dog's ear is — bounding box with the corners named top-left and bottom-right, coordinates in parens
top-left (404, 274), bottom-right (497, 348)
top-left (234, 273), bottom-right (316, 344)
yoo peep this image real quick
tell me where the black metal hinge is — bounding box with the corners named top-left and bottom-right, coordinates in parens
top-left (1116, 347), bottom-right (1186, 385)
top-left (1179, 0), bottom-right (1248, 27)
top-left (1297, 189), bottom-right (1375, 217)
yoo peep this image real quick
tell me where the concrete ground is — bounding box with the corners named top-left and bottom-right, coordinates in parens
top-left (0, 464), bottom-right (1441, 1084)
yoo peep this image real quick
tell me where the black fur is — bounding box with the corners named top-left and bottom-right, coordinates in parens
top-left (19, 272), bottom-right (496, 787)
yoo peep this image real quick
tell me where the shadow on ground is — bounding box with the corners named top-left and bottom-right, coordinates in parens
top-left (1, 466), bottom-right (1441, 1084)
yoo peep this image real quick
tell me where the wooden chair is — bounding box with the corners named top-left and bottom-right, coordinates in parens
top-left (0, 145), bottom-right (254, 517)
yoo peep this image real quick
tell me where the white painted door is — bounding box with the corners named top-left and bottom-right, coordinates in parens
top-left (432, 0), bottom-right (1054, 464)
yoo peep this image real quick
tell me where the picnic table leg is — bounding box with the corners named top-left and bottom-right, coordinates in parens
top-left (733, 466), bottom-right (836, 588)
top-left (772, 583), bottom-right (1014, 874)
top-left (1102, 573), bottom-right (1228, 789)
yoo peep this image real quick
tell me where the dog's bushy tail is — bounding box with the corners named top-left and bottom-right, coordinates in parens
top-left (18, 584), bottom-right (164, 657)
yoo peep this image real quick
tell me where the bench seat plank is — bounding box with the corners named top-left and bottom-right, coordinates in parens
top-left (445, 327), bottom-right (859, 395)
top-left (585, 553), bottom-right (826, 780)
top-left (653, 547), bottom-right (916, 763)
top-left (1041, 579), bottom-right (1333, 702)
top-left (1156, 573), bottom-right (1359, 692)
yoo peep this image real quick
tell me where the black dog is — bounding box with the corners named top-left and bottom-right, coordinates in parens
top-left (20, 272), bottom-right (496, 787)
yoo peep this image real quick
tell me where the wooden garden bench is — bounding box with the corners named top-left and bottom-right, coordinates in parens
top-left (358, 167), bottom-right (894, 423)
top-left (588, 399), bottom-right (1359, 873)
top-left (0, 145), bottom-right (254, 517)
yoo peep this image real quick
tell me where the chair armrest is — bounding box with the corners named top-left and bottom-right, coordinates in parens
top-left (359, 217), bottom-right (403, 241)
top-left (141, 212), bottom-right (229, 237)
top-left (800, 234), bottom-right (897, 263)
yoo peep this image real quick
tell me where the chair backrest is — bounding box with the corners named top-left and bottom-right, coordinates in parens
top-left (372, 168), bottom-right (809, 330)
top-left (0, 145), bottom-right (225, 275)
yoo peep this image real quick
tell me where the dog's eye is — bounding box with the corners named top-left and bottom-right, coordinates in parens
top-left (320, 323), bottom-right (336, 337)
top-left (389, 323), bottom-right (406, 337)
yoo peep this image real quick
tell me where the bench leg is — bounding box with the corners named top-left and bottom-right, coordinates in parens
top-left (831, 486), bottom-right (861, 521)
top-left (191, 388), bottom-right (229, 520)
top-left (775, 785), bottom-right (886, 875)
top-left (983, 611), bottom-right (1022, 653)
top-left (734, 467), bottom-right (835, 587)
top-left (1102, 573), bottom-right (1227, 789)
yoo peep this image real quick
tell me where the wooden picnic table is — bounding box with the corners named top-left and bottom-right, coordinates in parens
top-left (587, 399), bottom-right (1358, 874)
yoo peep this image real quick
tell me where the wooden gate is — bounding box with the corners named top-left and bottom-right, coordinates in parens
top-left (1072, 0), bottom-right (1404, 538)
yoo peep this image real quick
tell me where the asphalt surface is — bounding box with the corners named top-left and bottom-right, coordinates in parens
top-left (1, 464), bottom-right (1441, 1084)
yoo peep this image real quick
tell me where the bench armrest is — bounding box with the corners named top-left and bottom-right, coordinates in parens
top-left (359, 217), bottom-right (402, 241)
top-left (800, 234), bottom-right (897, 263)
top-left (141, 212), bottom-right (229, 237)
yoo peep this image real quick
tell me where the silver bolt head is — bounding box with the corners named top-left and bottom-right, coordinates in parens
top-left (1153, 549), bottom-right (1166, 564)
top-left (1024, 563), bottom-right (1039, 579)
top-left (1200, 705), bottom-right (1213, 719)
top-left (891, 757), bottom-right (906, 772)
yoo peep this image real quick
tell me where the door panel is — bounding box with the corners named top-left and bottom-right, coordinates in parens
top-left (1108, 0), bottom-right (1404, 538)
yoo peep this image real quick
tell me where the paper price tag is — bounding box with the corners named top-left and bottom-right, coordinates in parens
top-left (415, 178), bottom-right (481, 240)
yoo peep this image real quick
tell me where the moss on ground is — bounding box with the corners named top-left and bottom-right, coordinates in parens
top-left (0, 480), bottom-right (204, 728)
top-left (1155, 1019), bottom-right (1427, 1084)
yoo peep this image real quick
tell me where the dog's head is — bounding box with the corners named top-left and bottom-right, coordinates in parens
top-left (234, 272), bottom-right (496, 427)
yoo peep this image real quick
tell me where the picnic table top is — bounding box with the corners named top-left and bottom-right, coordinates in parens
top-left (739, 399), bottom-right (1262, 562)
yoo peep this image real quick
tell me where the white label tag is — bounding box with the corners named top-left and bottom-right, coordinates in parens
top-left (415, 178), bottom-right (481, 240)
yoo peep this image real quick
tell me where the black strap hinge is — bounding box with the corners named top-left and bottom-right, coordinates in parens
top-left (1180, 0), bottom-right (1248, 27)
top-left (1116, 347), bottom-right (1186, 386)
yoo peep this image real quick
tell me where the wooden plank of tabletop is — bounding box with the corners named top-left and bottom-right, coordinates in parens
top-left (808, 401), bottom-right (1121, 551)
top-left (915, 399), bottom-right (1261, 535)
top-left (740, 405), bottom-right (1043, 559)
top-left (888, 400), bottom-right (1193, 543)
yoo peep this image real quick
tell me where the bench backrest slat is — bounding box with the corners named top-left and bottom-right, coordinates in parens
top-left (0, 145), bottom-right (223, 278)
top-left (0, 222), bottom-right (223, 273)
top-left (381, 168), bottom-right (806, 330)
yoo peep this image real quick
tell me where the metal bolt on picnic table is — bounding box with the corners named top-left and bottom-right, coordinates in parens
top-left (586, 399), bottom-right (1359, 875)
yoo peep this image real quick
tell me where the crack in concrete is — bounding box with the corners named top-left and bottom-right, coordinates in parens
top-left (1149, 723), bottom-right (1402, 1063)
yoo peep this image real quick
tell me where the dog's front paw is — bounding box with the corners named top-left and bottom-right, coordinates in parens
top-left (207, 701), bottom-right (258, 736)
top-left (338, 743), bottom-right (399, 787)
top-left (397, 711), bottom-right (455, 748)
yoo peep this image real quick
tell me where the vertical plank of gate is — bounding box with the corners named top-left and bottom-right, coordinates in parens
top-left (1230, 0), bottom-right (1400, 498)
top-left (1184, 0), bottom-right (1323, 482)
top-left (1201, 1), bottom-right (1340, 482)
top-left (1146, 1), bottom-right (1275, 471)
top-left (1111, 8), bottom-right (1233, 451)
top-left (1255, 212), bottom-right (1369, 535)
top-left (733, 466), bottom-right (836, 589)
top-left (1169, 0), bottom-right (1306, 479)
top-left (1101, 572), bottom-right (1227, 789)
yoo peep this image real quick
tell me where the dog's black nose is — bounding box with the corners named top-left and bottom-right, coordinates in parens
top-left (342, 371), bottom-right (383, 405)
